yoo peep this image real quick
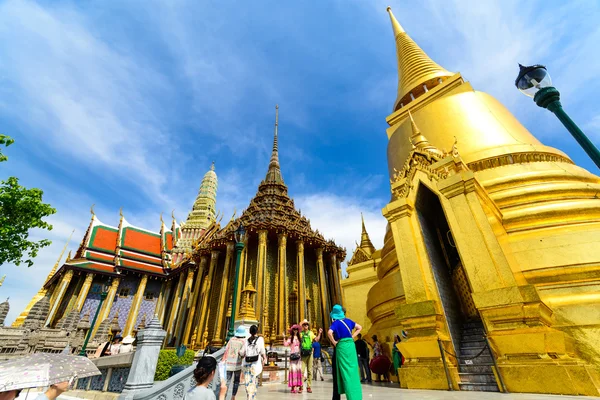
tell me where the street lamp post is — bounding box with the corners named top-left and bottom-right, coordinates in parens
top-left (515, 64), bottom-right (600, 169)
top-left (79, 279), bottom-right (111, 356)
top-left (225, 224), bottom-right (246, 343)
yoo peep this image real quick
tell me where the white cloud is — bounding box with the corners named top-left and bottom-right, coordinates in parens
top-left (295, 192), bottom-right (388, 275)
top-left (0, 0), bottom-right (178, 203)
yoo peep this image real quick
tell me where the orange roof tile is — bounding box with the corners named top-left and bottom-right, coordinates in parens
top-left (121, 227), bottom-right (161, 256)
top-left (89, 226), bottom-right (118, 253)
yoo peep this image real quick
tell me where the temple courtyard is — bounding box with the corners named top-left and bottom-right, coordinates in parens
top-left (254, 381), bottom-right (600, 399)
top-left (17, 380), bottom-right (600, 399)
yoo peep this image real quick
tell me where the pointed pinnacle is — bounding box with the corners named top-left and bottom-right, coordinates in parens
top-left (386, 7), bottom-right (405, 36)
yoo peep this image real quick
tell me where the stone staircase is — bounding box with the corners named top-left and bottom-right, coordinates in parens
top-left (457, 320), bottom-right (500, 392)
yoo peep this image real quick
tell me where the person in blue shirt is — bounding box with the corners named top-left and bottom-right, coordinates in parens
top-left (312, 332), bottom-right (324, 382)
top-left (327, 304), bottom-right (363, 400)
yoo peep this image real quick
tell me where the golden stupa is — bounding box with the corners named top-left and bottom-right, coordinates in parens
top-left (343, 7), bottom-right (600, 396)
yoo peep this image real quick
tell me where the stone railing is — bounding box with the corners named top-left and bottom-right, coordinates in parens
top-left (118, 348), bottom-right (225, 400)
top-left (75, 352), bottom-right (135, 394)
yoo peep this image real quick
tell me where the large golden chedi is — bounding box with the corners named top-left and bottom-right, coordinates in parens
top-left (353, 7), bottom-right (600, 395)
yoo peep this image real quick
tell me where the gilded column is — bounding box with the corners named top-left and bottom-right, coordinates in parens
top-left (329, 253), bottom-right (341, 305)
top-left (198, 250), bottom-right (219, 337)
top-left (212, 242), bottom-right (235, 346)
top-left (123, 274), bottom-right (148, 336)
top-left (174, 268), bottom-right (195, 346)
top-left (336, 256), bottom-right (344, 307)
top-left (46, 269), bottom-right (74, 327)
top-left (91, 277), bottom-right (121, 336)
top-left (277, 233), bottom-right (287, 335)
top-left (183, 256), bottom-right (208, 344)
top-left (296, 240), bottom-right (306, 321)
top-left (316, 248), bottom-right (329, 330)
top-left (157, 280), bottom-right (172, 324)
top-left (74, 273), bottom-right (95, 312)
top-left (166, 272), bottom-right (185, 340)
top-left (255, 230), bottom-right (268, 331)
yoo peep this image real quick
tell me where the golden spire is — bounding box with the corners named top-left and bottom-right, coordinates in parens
top-left (12, 230), bottom-right (74, 327)
top-left (44, 230), bottom-right (74, 285)
top-left (265, 104), bottom-right (285, 184)
top-left (0, 275), bottom-right (5, 288)
top-left (408, 110), bottom-right (444, 157)
top-left (360, 213), bottom-right (376, 255)
top-left (386, 7), bottom-right (454, 111)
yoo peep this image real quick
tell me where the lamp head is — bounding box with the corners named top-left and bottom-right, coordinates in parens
top-left (234, 224), bottom-right (246, 243)
top-left (103, 278), bottom-right (112, 294)
top-left (515, 64), bottom-right (552, 97)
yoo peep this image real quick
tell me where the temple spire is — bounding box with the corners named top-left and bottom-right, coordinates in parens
top-left (44, 230), bottom-right (74, 285)
top-left (265, 104), bottom-right (284, 184)
top-left (359, 213), bottom-right (376, 255)
top-left (386, 7), bottom-right (454, 111)
top-left (408, 110), bottom-right (444, 157)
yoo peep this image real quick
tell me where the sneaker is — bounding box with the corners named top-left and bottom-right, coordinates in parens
top-left (307, 388), bottom-right (312, 393)
top-left (291, 389), bottom-right (297, 394)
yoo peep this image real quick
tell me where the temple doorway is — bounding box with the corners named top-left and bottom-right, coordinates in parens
top-left (415, 186), bottom-right (477, 353)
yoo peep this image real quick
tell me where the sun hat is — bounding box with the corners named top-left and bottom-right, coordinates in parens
top-left (330, 304), bottom-right (345, 321)
top-left (235, 326), bottom-right (247, 338)
top-left (290, 324), bottom-right (301, 332)
top-left (122, 335), bottom-right (135, 344)
top-left (300, 319), bottom-right (310, 326)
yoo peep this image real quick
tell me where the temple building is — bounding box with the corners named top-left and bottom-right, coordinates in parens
top-left (344, 7), bottom-right (600, 396)
top-left (158, 106), bottom-right (345, 348)
top-left (10, 106), bottom-right (344, 355)
top-left (11, 163), bottom-right (220, 340)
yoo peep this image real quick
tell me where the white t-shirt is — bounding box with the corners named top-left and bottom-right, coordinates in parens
top-left (185, 385), bottom-right (215, 400)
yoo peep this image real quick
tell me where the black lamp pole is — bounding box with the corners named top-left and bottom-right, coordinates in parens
top-left (225, 224), bottom-right (246, 343)
top-left (79, 279), bottom-right (111, 356)
top-left (516, 64), bottom-right (600, 169)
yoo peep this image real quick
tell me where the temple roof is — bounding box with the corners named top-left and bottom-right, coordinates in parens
top-left (206, 106), bottom-right (344, 254)
top-left (46, 209), bottom-right (178, 286)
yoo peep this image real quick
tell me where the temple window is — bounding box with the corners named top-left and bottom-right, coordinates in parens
top-left (145, 292), bottom-right (155, 301)
top-left (118, 288), bottom-right (130, 298)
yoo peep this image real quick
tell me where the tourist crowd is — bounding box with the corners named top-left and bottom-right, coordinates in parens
top-left (186, 304), bottom-right (404, 400)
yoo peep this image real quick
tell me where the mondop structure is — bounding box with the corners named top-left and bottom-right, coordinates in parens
top-left (11, 107), bottom-right (345, 352)
top-left (343, 7), bottom-right (600, 396)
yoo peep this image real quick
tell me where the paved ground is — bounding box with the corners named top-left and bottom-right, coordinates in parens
top-left (17, 379), bottom-right (600, 399)
top-left (253, 379), bottom-right (600, 399)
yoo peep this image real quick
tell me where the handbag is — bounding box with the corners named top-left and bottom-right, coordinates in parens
top-left (290, 352), bottom-right (301, 361)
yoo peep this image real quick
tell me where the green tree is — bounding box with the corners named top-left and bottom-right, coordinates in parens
top-left (0, 134), bottom-right (15, 163)
top-left (0, 135), bottom-right (56, 267)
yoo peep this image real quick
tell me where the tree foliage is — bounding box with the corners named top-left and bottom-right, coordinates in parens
top-left (0, 135), bottom-right (57, 267)
top-left (0, 134), bottom-right (14, 163)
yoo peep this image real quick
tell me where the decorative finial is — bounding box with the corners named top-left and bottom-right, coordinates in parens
top-left (119, 207), bottom-right (123, 218)
top-left (210, 161), bottom-right (215, 171)
top-left (451, 136), bottom-right (459, 157)
top-left (171, 209), bottom-right (176, 220)
top-left (90, 204), bottom-right (95, 216)
top-left (160, 212), bottom-right (164, 224)
top-left (275, 104), bottom-right (279, 127)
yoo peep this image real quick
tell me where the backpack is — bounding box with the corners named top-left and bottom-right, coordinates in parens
top-left (245, 336), bottom-right (260, 363)
top-left (301, 333), bottom-right (312, 357)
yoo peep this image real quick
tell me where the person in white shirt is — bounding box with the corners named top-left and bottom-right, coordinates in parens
top-left (185, 356), bottom-right (227, 400)
top-left (119, 335), bottom-right (135, 354)
top-left (238, 325), bottom-right (266, 400)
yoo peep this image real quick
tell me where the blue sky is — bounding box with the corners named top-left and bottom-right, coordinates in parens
top-left (1, 0), bottom-right (599, 324)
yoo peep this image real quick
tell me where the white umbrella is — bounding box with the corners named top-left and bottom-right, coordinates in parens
top-left (0, 353), bottom-right (100, 392)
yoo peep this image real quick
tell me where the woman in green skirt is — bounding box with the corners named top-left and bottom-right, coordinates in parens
top-left (327, 304), bottom-right (363, 400)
